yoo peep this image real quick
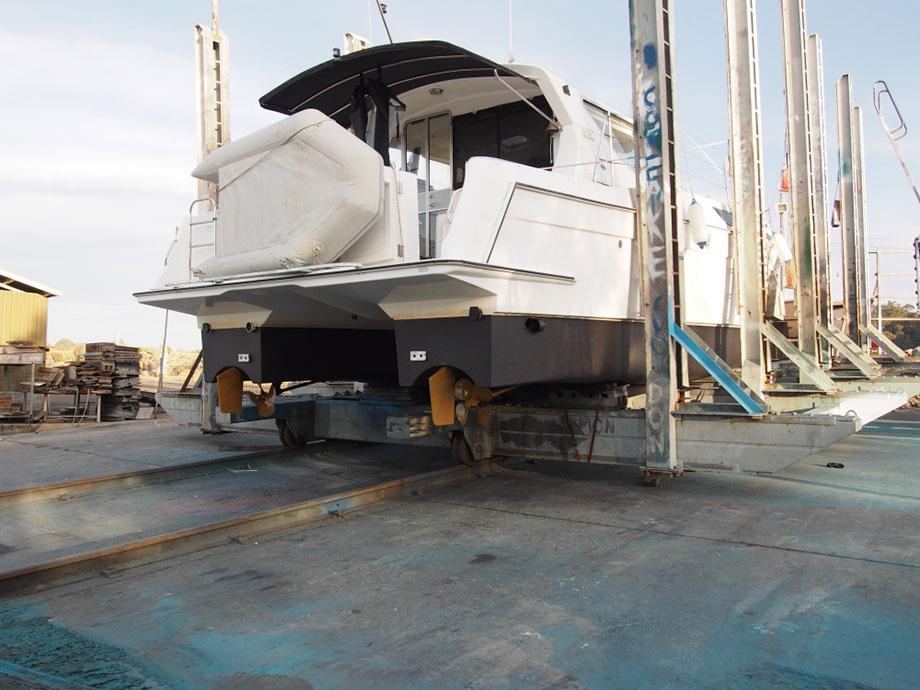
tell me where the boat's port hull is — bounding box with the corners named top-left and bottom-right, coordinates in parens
top-left (202, 317), bottom-right (740, 388)
top-left (203, 326), bottom-right (399, 385)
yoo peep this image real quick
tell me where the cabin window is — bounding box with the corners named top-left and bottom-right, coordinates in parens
top-left (451, 96), bottom-right (553, 189)
top-left (584, 101), bottom-right (635, 186)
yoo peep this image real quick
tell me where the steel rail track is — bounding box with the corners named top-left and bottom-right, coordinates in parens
top-left (0, 443), bottom-right (329, 509)
top-left (0, 458), bottom-right (502, 598)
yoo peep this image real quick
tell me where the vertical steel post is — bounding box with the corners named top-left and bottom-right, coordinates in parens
top-left (915, 237), bottom-right (920, 312)
top-left (27, 362), bottom-right (35, 424)
top-left (837, 75), bottom-right (860, 342)
top-left (853, 106), bottom-right (871, 346)
top-left (724, 0), bottom-right (765, 397)
top-left (780, 0), bottom-right (818, 365)
top-left (629, 0), bottom-right (682, 471)
top-left (806, 34), bottom-right (833, 360)
top-left (195, 5), bottom-right (231, 203)
top-left (195, 2), bottom-right (229, 431)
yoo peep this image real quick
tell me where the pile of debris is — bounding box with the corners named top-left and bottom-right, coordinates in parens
top-left (32, 342), bottom-right (143, 421)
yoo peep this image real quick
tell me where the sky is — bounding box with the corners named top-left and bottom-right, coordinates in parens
top-left (2, 1), bottom-right (919, 350)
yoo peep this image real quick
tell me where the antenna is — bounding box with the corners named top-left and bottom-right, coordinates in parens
top-left (368, 0), bottom-right (373, 43)
top-left (508, 0), bottom-right (514, 63)
top-left (375, 1), bottom-right (393, 44)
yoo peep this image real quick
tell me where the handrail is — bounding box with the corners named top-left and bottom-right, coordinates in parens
top-left (872, 80), bottom-right (920, 206)
top-left (873, 80), bottom-right (907, 140)
top-left (188, 197), bottom-right (217, 280)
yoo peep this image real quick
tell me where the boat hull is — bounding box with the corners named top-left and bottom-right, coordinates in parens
top-left (201, 316), bottom-right (739, 389)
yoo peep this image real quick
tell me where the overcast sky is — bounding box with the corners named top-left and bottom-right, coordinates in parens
top-left (2, 1), bottom-right (919, 350)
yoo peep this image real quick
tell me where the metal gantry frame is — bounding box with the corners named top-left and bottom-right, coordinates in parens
top-left (631, 0), bottom-right (768, 474)
top-left (853, 106), bottom-right (873, 344)
top-left (837, 76), bottom-right (865, 345)
top-left (623, 0), bottom-right (920, 474)
top-left (724, 0), bottom-right (766, 398)
top-left (806, 34), bottom-right (833, 364)
top-left (780, 0), bottom-right (819, 367)
top-left (195, 1), bottom-right (231, 433)
top-left (629, 0), bottom-right (682, 471)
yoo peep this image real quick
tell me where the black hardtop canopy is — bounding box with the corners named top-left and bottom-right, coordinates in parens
top-left (259, 40), bottom-right (530, 124)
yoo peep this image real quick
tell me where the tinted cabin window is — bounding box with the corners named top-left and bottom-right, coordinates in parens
top-left (452, 96), bottom-right (552, 189)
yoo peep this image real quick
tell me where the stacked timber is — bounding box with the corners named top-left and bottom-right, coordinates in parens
top-left (84, 343), bottom-right (142, 420)
top-left (31, 343), bottom-right (143, 421)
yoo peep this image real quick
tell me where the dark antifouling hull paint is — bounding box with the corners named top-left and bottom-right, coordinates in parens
top-left (199, 318), bottom-right (738, 388)
top-left (395, 316), bottom-right (740, 387)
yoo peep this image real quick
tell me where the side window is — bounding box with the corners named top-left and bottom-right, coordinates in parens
top-left (584, 102), bottom-right (615, 186)
top-left (499, 105), bottom-right (552, 170)
top-left (452, 110), bottom-right (497, 188)
top-left (451, 97), bottom-right (553, 189)
top-left (610, 119), bottom-right (635, 157)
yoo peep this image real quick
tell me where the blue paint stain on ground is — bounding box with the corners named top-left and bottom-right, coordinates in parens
top-left (0, 600), bottom-right (171, 689)
top-left (643, 43), bottom-right (657, 69)
top-left (3, 427), bottom-right (919, 689)
top-left (278, 602), bottom-right (318, 617)
top-left (520, 540), bottom-right (920, 689)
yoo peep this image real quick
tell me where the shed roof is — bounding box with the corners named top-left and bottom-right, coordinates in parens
top-left (0, 269), bottom-right (60, 297)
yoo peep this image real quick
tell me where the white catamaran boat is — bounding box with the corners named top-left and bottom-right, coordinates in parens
top-left (136, 40), bottom-right (740, 411)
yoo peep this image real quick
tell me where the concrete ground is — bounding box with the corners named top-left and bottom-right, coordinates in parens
top-left (0, 420), bottom-right (281, 492)
top-left (0, 427), bottom-right (454, 578)
top-left (0, 414), bottom-right (919, 688)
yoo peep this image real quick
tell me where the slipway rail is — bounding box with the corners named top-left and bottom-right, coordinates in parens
top-left (0, 446), bottom-right (291, 509)
top-left (0, 459), bottom-right (502, 598)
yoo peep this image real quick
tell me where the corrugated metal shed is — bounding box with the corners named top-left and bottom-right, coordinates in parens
top-left (0, 268), bottom-right (60, 392)
top-left (0, 293), bottom-right (49, 346)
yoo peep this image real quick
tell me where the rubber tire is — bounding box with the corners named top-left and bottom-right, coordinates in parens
top-left (450, 432), bottom-right (476, 467)
top-left (278, 419), bottom-right (307, 449)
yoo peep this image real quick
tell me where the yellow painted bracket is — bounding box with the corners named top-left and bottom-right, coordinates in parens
top-left (216, 367), bottom-right (245, 414)
top-left (428, 366), bottom-right (456, 426)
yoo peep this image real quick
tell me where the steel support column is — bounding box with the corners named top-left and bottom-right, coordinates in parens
top-left (724, 0), bottom-right (766, 397)
top-left (806, 34), bottom-right (833, 360)
top-left (853, 106), bottom-right (872, 347)
top-left (780, 0), bottom-right (819, 367)
top-left (629, 0), bottom-right (682, 470)
top-left (837, 75), bottom-right (861, 343)
top-left (194, 6), bottom-right (231, 203)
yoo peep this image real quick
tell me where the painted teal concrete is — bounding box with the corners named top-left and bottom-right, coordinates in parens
top-left (0, 413), bottom-right (918, 688)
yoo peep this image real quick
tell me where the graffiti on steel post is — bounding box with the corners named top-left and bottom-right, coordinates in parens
top-left (639, 39), bottom-right (671, 460)
top-left (640, 45), bottom-right (668, 353)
